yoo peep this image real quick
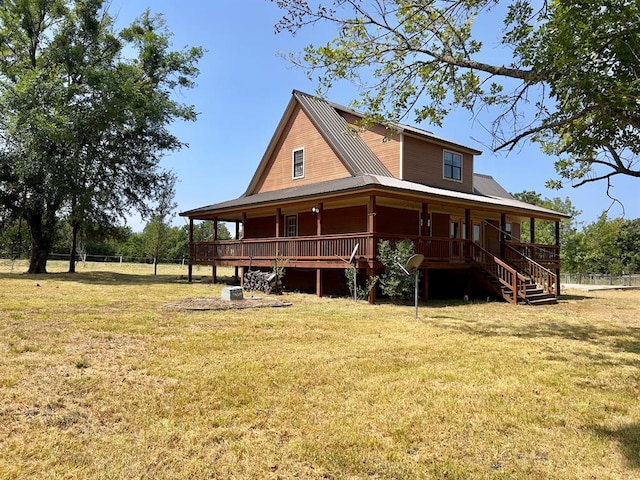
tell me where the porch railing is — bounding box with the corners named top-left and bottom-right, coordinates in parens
top-left (504, 244), bottom-right (558, 296)
top-left (189, 233), bottom-right (467, 264)
top-left (468, 242), bottom-right (527, 304)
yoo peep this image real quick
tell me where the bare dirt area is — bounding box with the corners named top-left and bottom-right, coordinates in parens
top-left (163, 295), bottom-right (292, 311)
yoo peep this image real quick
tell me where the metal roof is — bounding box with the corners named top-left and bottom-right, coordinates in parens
top-left (293, 91), bottom-right (392, 177)
top-left (473, 173), bottom-right (514, 199)
top-left (181, 174), bottom-right (568, 220)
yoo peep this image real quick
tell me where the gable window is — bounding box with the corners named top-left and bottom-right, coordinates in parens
top-left (443, 151), bottom-right (462, 182)
top-left (285, 215), bottom-right (298, 237)
top-left (292, 148), bottom-right (304, 179)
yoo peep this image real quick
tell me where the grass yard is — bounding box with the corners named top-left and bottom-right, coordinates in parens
top-left (1, 260), bottom-right (639, 479)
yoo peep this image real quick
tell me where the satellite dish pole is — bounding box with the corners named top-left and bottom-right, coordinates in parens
top-left (338, 243), bottom-right (360, 301)
top-left (399, 254), bottom-right (425, 319)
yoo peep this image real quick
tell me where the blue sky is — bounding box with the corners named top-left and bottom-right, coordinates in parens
top-left (111, 1), bottom-right (638, 231)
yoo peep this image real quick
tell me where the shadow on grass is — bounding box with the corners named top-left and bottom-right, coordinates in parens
top-left (591, 424), bottom-right (640, 469)
top-left (0, 271), bottom-right (239, 286)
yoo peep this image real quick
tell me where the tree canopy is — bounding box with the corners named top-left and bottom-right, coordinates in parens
top-left (273, 0), bottom-right (640, 194)
top-left (0, 0), bottom-right (203, 273)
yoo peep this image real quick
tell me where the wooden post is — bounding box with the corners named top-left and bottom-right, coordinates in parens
top-left (316, 268), bottom-right (322, 297)
top-left (421, 203), bottom-right (429, 237)
top-left (465, 208), bottom-right (472, 259)
top-left (275, 208), bottom-right (281, 256)
top-left (500, 213), bottom-right (506, 259)
top-left (368, 195), bottom-right (376, 262)
top-left (188, 218), bottom-right (194, 283)
top-left (368, 265), bottom-right (376, 304)
top-left (555, 220), bottom-right (561, 296)
top-left (241, 212), bottom-right (247, 258)
top-left (212, 265), bottom-right (217, 285)
top-left (530, 217), bottom-right (536, 244)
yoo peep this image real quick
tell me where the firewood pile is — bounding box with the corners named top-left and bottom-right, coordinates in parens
top-left (243, 270), bottom-right (282, 294)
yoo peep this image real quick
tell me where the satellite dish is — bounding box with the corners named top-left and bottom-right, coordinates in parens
top-left (348, 243), bottom-right (360, 265)
top-left (405, 254), bottom-right (424, 273)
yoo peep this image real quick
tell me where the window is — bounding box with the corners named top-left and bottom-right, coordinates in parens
top-left (473, 223), bottom-right (481, 243)
top-left (505, 223), bottom-right (512, 241)
top-left (443, 151), bottom-right (462, 182)
top-left (450, 221), bottom-right (459, 238)
top-left (285, 215), bottom-right (297, 237)
top-left (293, 148), bottom-right (304, 179)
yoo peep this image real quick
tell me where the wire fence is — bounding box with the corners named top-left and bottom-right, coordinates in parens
top-left (0, 252), bottom-right (189, 266)
top-left (560, 273), bottom-right (640, 287)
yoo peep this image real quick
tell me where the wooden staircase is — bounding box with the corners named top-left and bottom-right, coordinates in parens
top-left (468, 242), bottom-right (558, 305)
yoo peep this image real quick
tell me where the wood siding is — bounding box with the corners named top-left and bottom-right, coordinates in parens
top-left (323, 206), bottom-right (367, 234)
top-left (341, 112), bottom-right (401, 177)
top-left (431, 212), bottom-right (450, 237)
top-left (402, 135), bottom-right (474, 193)
top-left (244, 215), bottom-right (276, 238)
top-left (254, 104), bottom-right (351, 193)
top-left (377, 205), bottom-right (420, 236)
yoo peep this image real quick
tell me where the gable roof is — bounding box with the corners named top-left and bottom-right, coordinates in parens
top-left (244, 90), bottom-right (483, 196)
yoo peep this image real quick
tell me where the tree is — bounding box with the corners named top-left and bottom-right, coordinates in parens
top-left (273, 0), bottom-right (640, 194)
top-left (377, 239), bottom-right (416, 302)
top-left (615, 218), bottom-right (640, 274)
top-left (142, 172), bottom-right (177, 275)
top-left (0, 0), bottom-right (203, 273)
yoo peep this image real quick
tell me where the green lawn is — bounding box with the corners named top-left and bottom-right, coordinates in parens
top-left (1, 261), bottom-right (639, 479)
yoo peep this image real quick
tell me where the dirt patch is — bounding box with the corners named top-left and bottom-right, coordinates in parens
top-left (163, 296), bottom-right (292, 311)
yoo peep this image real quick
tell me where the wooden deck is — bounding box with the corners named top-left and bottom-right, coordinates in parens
top-left (188, 233), bottom-right (560, 270)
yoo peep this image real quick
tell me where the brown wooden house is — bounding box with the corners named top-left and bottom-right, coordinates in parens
top-left (180, 90), bottom-right (568, 305)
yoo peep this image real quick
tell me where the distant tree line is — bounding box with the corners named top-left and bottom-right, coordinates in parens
top-left (512, 191), bottom-right (640, 275)
top-left (0, 218), bottom-right (231, 264)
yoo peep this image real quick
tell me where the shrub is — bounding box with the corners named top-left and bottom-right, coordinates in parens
top-left (377, 239), bottom-right (418, 302)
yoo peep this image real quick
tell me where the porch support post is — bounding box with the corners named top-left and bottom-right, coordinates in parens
top-left (465, 208), bottom-right (472, 259)
top-left (234, 221), bottom-right (240, 282)
top-left (188, 218), bottom-right (193, 283)
top-left (368, 195), bottom-right (377, 262)
top-left (421, 202), bottom-right (429, 237)
top-left (368, 265), bottom-right (376, 304)
top-left (530, 217), bottom-right (536, 244)
top-left (212, 217), bottom-right (218, 284)
top-left (316, 269), bottom-right (322, 297)
top-left (555, 220), bottom-right (561, 296)
top-left (500, 213), bottom-right (506, 259)
top-left (241, 212), bottom-right (247, 259)
top-left (275, 208), bottom-right (281, 256)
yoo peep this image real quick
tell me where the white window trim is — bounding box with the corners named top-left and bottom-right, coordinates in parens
top-left (292, 147), bottom-right (305, 180)
top-left (443, 150), bottom-right (463, 183)
top-left (285, 214), bottom-right (298, 237)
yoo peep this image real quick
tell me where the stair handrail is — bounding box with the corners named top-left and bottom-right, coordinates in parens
top-left (468, 241), bottom-right (527, 304)
top-left (482, 219), bottom-right (559, 261)
top-left (504, 244), bottom-right (558, 296)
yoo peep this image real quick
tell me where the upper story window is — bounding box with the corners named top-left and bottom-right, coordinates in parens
top-left (293, 148), bottom-right (304, 179)
top-left (443, 151), bottom-right (462, 182)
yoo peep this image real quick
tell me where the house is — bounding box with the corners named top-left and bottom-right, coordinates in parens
top-left (180, 90), bottom-right (568, 305)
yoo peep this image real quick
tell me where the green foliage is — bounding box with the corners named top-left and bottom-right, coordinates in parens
top-left (274, 0), bottom-right (640, 191)
top-left (0, 0), bottom-right (203, 273)
top-left (377, 239), bottom-right (417, 302)
top-left (344, 268), bottom-right (378, 301)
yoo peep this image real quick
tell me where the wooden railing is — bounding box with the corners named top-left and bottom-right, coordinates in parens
top-left (189, 233), bottom-right (469, 264)
top-left (468, 242), bottom-right (527, 304)
top-left (504, 244), bottom-right (558, 296)
top-left (507, 242), bottom-right (560, 268)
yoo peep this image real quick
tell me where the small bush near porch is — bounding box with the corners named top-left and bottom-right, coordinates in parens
top-left (1, 261), bottom-right (639, 478)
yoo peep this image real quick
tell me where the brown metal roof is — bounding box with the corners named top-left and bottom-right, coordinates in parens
top-left (473, 173), bottom-right (514, 199)
top-left (180, 174), bottom-right (568, 220)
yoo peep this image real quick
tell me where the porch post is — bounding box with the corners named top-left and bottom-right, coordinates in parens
top-left (316, 203), bottom-right (323, 298)
top-left (530, 217), bottom-right (536, 244)
top-left (555, 220), bottom-right (561, 296)
top-left (234, 221), bottom-right (240, 281)
top-left (368, 265), bottom-right (377, 304)
top-left (368, 196), bottom-right (377, 305)
top-left (212, 217), bottom-right (218, 285)
top-left (188, 218), bottom-right (193, 283)
top-left (241, 212), bottom-right (247, 259)
top-left (465, 208), bottom-right (472, 259)
top-left (500, 213), bottom-right (506, 259)
top-left (368, 195), bottom-right (377, 260)
top-left (275, 208), bottom-right (281, 256)
top-left (421, 202), bottom-right (429, 237)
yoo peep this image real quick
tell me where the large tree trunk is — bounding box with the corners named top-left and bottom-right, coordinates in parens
top-left (68, 220), bottom-right (79, 273)
top-left (24, 205), bottom-right (58, 274)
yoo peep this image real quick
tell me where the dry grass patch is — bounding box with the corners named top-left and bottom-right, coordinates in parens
top-left (1, 261), bottom-right (639, 478)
